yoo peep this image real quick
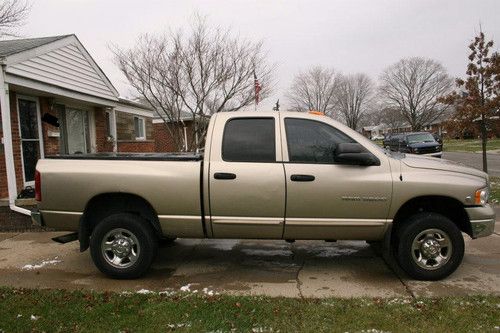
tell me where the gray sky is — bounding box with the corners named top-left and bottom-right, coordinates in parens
top-left (19, 0), bottom-right (500, 110)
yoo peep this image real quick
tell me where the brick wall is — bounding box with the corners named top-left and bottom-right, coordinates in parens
top-left (10, 91), bottom-right (23, 194)
top-left (95, 108), bottom-right (114, 152)
top-left (153, 121), bottom-right (196, 152)
top-left (117, 141), bottom-right (155, 152)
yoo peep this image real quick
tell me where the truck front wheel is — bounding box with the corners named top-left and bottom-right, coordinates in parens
top-left (90, 213), bottom-right (158, 279)
top-left (395, 212), bottom-right (464, 280)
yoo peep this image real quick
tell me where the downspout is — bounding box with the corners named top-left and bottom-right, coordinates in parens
top-left (0, 64), bottom-right (31, 216)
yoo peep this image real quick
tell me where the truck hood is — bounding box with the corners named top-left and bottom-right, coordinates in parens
top-left (401, 154), bottom-right (487, 179)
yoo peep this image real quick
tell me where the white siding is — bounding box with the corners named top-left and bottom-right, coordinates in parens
top-left (6, 43), bottom-right (117, 100)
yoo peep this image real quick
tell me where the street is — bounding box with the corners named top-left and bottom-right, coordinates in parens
top-left (443, 152), bottom-right (500, 177)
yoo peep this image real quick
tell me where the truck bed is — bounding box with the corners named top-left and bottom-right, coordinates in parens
top-left (46, 152), bottom-right (203, 161)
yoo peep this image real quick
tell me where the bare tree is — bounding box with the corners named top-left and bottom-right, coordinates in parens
top-left (112, 16), bottom-right (274, 151)
top-left (334, 73), bottom-right (374, 130)
top-left (379, 57), bottom-right (452, 131)
top-left (0, 0), bottom-right (30, 38)
top-left (286, 66), bottom-right (339, 115)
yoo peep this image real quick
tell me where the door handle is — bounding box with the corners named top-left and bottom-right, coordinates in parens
top-left (290, 174), bottom-right (315, 182)
top-left (214, 172), bottom-right (237, 180)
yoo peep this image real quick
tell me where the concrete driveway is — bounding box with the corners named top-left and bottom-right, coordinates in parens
top-left (0, 223), bottom-right (499, 298)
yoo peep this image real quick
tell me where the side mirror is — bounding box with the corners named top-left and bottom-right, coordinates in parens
top-left (335, 143), bottom-right (380, 166)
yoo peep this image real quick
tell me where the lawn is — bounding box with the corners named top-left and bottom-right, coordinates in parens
top-left (0, 288), bottom-right (499, 333)
top-left (443, 138), bottom-right (500, 152)
top-left (490, 176), bottom-right (500, 204)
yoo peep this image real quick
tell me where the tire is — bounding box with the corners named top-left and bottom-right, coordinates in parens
top-left (395, 212), bottom-right (464, 281)
top-left (90, 213), bottom-right (158, 279)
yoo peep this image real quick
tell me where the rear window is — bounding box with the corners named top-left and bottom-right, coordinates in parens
top-left (222, 118), bottom-right (276, 162)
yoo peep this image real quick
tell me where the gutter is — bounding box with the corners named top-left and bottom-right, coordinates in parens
top-left (0, 64), bottom-right (31, 216)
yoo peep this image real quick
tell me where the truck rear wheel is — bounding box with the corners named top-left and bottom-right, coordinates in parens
top-left (90, 213), bottom-right (158, 279)
top-left (395, 212), bottom-right (464, 281)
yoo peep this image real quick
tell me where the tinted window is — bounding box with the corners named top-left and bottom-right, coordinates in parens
top-left (285, 118), bottom-right (355, 163)
top-left (222, 118), bottom-right (275, 162)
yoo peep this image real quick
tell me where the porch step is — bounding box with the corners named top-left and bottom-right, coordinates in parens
top-left (15, 198), bottom-right (37, 207)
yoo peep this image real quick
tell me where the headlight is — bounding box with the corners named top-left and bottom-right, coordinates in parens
top-left (474, 187), bottom-right (489, 205)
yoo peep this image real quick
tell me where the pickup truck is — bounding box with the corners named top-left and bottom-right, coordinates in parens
top-left (32, 111), bottom-right (496, 281)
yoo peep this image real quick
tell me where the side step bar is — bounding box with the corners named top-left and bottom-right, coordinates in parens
top-left (52, 232), bottom-right (78, 244)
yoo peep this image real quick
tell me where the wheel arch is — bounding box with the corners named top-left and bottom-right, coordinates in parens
top-left (78, 192), bottom-right (161, 252)
top-left (391, 195), bottom-right (472, 240)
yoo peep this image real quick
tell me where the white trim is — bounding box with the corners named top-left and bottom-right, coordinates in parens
top-left (16, 94), bottom-right (44, 186)
top-left (133, 115), bottom-right (146, 140)
top-left (0, 72), bottom-right (18, 204)
top-left (115, 105), bottom-right (154, 118)
top-left (108, 108), bottom-right (118, 152)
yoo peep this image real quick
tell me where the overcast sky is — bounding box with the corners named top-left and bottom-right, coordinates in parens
top-left (18, 0), bottom-right (500, 110)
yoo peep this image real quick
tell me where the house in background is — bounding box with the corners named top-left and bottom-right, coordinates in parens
top-left (0, 35), bottom-right (153, 214)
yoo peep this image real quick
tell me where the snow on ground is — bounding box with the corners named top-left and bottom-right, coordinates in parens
top-left (21, 258), bottom-right (61, 270)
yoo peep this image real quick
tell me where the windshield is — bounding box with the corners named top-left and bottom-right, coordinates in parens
top-left (407, 133), bottom-right (435, 144)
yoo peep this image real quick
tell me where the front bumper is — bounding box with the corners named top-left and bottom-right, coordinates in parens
top-left (31, 210), bottom-right (44, 227)
top-left (465, 205), bottom-right (496, 238)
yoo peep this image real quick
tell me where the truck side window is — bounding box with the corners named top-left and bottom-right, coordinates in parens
top-left (222, 118), bottom-right (276, 162)
top-left (285, 118), bottom-right (355, 163)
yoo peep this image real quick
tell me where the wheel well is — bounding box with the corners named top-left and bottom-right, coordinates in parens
top-left (78, 193), bottom-right (161, 252)
top-left (392, 196), bottom-right (472, 238)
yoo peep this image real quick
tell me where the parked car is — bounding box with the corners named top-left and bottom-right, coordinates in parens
top-left (382, 134), bottom-right (393, 148)
top-left (388, 132), bottom-right (442, 157)
top-left (32, 111), bottom-right (494, 281)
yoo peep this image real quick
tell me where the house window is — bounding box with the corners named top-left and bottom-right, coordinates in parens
top-left (134, 116), bottom-right (146, 140)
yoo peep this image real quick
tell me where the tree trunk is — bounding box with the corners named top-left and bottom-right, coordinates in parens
top-left (480, 114), bottom-right (488, 173)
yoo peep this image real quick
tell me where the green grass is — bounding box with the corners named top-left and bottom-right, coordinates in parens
top-left (0, 288), bottom-right (499, 332)
top-left (490, 176), bottom-right (500, 204)
top-left (443, 138), bottom-right (500, 152)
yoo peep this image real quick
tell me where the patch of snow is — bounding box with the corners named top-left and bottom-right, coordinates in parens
top-left (158, 290), bottom-right (176, 296)
top-left (136, 289), bottom-right (154, 294)
top-left (22, 258), bottom-right (61, 270)
top-left (180, 283), bottom-right (192, 292)
top-left (16, 314), bottom-right (22, 318)
top-left (30, 315), bottom-right (39, 321)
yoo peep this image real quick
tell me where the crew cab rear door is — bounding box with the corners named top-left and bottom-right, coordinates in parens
top-left (208, 113), bottom-right (285, 238)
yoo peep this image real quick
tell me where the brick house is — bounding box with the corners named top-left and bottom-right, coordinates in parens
top-left (0, 35), bottom-right (153, 214)
top-left (153, 111), bottom-right (209, 152)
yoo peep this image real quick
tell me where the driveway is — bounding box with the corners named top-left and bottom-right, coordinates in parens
top-left (0, 223), bottom-right (499, 298)
top-left (443, 151), bottom-right (500, 177)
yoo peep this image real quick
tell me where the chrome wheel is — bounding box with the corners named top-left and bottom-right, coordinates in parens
top-left (411, 228), bottom-right (452, 270)
top-left (101, 228), bottom-right (140, 269)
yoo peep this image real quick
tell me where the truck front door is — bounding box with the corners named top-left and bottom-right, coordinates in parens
top-left (281, 117), bottom-right (393, 240)
top-left (208, 115), bottom-right (285, 238)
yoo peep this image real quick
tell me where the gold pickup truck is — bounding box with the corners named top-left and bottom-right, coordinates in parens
top-left (32, 111), bottom-right (495, 280)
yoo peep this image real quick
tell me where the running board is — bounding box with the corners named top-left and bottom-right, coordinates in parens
top-left (52, 232), bottom-right (78, 244)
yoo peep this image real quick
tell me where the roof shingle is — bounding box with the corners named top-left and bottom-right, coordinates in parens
top-left (0, 35), bottom-right (72, 58)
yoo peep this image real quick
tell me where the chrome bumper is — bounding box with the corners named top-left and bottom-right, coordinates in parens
top-left (465, 205), bottom-right (496, 238)
top-left (31, 210), bottom-right (44, 227)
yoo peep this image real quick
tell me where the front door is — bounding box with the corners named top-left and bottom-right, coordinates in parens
top-left (281, 117), bottom-right (393, 240)
top-left (18, 97), bottom-right (42, 185)
top-left (209, 116), bottom-right (286, 238)
top-left (64, 108), bottom-right (89, 154)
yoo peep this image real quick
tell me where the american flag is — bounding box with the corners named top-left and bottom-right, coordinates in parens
top-left (254, 71), bottom-right (261, 105)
